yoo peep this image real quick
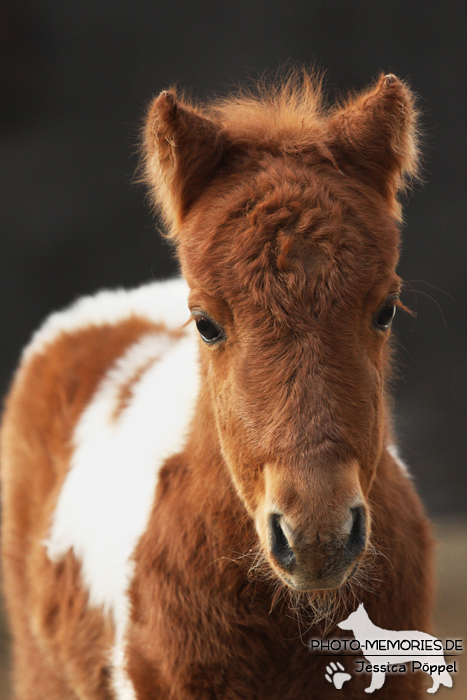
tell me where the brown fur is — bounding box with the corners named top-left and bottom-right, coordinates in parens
top-left (1, 318), bottom-right (162, 699)
top-left (1, 71), bottom-right (434, 699)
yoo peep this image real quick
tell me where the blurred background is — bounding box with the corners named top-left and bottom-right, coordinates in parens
top-left (0, 1), bottom-right (465, 697)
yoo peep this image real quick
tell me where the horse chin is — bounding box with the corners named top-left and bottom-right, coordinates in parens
top-left (267, 565), bottom-right (352, 631)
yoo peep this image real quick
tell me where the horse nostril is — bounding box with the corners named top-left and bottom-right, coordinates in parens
top-left (269, 514), bottom-right (296, 572)
top-left (344, 506), bottom-right (367, 561)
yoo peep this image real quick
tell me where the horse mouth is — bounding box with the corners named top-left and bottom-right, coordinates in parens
top-left (271, 562), bottom-right (358, 593)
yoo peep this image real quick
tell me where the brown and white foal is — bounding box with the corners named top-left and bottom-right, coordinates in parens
top-left (1, 73), bottom-right (434, 699)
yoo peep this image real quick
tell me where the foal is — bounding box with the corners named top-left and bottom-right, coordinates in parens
top-left (1, 73), bottom-right (434, 699)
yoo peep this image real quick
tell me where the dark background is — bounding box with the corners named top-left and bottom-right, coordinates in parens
top-left (1, 0), bottom-right (466, 516)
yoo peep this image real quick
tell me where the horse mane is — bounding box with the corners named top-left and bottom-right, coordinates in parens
top-left (208, 68), bottom-right (420, 178)
top-left (208, 69), bottom-right (327, 148)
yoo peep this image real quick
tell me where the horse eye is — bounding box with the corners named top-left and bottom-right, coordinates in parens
top-left (374, 302), bottom-right (396, 331)
top-left (195, 316), bottom-right (222, 344)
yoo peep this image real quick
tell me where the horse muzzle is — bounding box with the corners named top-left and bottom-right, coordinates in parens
top-left (265, 504), bottom-right (368, 591)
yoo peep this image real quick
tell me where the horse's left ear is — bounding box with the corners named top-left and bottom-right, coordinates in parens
top-left (327, 74), bottom-right (420, 220)
top-left (143, 90), bottom-right (227, 236)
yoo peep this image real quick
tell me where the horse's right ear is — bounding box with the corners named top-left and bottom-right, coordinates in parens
top-left (143, 91), bottom-right (227, 237)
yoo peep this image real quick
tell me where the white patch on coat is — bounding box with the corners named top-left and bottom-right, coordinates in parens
top-left (23, 276), bottom-right (189, 362)
top-left (111, 625), bottom-right (139, 700)
top-left (45, 297), bottom-right (200, 699)
top-left (386, 443), bottom-right (411, 477)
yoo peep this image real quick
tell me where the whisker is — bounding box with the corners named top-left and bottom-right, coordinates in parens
top-left (402, 284), bottom-right (448, 327)
top-left (404, 279), bottom-right (458, 305)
